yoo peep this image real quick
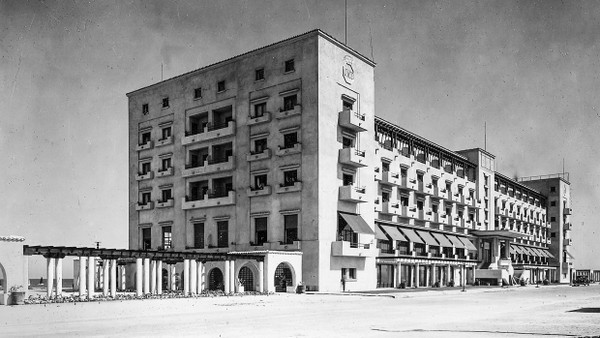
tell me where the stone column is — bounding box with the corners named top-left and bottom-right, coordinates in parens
top-left (425, 265), bottom-right (430, 287)
top-left (120, 265), bottom-right (127, 291)
top-left (55, 257), bottom-right (63, 297)
top-left (415, 263), bottom-right (420, 288)
top-left (143, 258), bottom-right (150, 294)
top-left (224, 260), bottom-right (230, 293)
top-left (157, 260), bottom-right (163, 295)
top-left (150, 260), bottom-right (157, 294)
top-left (183, 259), bottom-right (190, 295)
top-left (395, 262), bottom-right (401, 288)
top-left (431, 264), bottom-right (436, 287)
top-left (135, 258), bottom-right (143, 296)
top-left (79, 257), bottom-right (87, 297)
top-left (196, 261), bottom-right (203, 294)
top-left (230, 260), bottom-right (236, 292)
top-left (110, 259), bottom-right (117, 297)
top-left (87, 256), bottom-right (95, 299)
top-left (170, 264), bottom-right (177, 291)
top-left (190, 260), bottom-right (197, 295)
top-left (46, 256), bottom-right (55, 298)
top-left (258, 261), bottom-right (264, 293)
top-left (472, 266), bottom-right (476, 284)
top-left (102, 260), bottom-right (110, 296)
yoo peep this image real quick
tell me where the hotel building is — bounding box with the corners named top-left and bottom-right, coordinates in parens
top-left (127, 30), bottom-right (572, 292)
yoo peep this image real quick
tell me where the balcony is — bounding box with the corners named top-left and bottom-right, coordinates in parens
top-left (246, 185), bottom-right (272, 197)
top-left (331, 241), bottom-right (377, 257)
top-left (339, 147), bottom-right (367, 167)
top-left (338, 109), bottom-right (367, 132)
top-left (380, 201), bottom-right (400, 215)
top-left (270, 240), bottom-right (302, 251)
top-left (135, 201), bottom-right (154, 211)
top-left (276, 181), bottom-right (302, 194)
top-left (246, 148), bottom-right (271, 162)
top-left (276, 143), bottom-right (302, 156)
top-left (374, 197), bottom-right (382, 212)
top-left (564, 208), bottom-right (573, 215)
top-left (248, 112), bottom-right (271, 126)
top-left (156, 167), bottom-right (174, 177)
top-left (275, 104), bottom-right (302, 119)
top-left (136, 140), bottom-right (153, 152)
top-left (339, 185), bottom-right (367, 203)
top-left (182, 156), bottom-right (234, 178)
top-left (181, 191), bottom-right (235, 210)
top-left (374, 167), bottom-right (382, 181)
top-left (136, 171), bottom-right (154, 181)
top-left (563, 238), bottom-right (572, 246)
top-left (156, 136), bottom-right (173, 147)
top-left (181, 121), bottom-right (236, 146)
top-left (156, 199), bottom-right (174, 208)
top-left (564, 223), bottom-right (572, 230)
top-left (380, 171), bottom-right (400, 186)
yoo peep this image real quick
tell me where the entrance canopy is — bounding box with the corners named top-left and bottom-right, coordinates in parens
top-left (339, 213), bottom-right (374, 235)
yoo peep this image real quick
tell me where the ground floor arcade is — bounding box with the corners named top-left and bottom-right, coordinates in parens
top-left (376, 257), bottom-right (478, 288)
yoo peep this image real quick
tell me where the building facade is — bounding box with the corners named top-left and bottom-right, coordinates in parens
top-left (127, 30), bottom-right (572, 292)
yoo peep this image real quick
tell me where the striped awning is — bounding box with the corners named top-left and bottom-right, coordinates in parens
top-left (339, 213), bottom-right (374, 235)
top-left (416, 230), bottom-right (439, 246)
top-left (400, 228), bottom-right (424, 244)
top-left (375, 225), bottom-right (388, 240)
top-left (458, 237), bottom-right (477, 251)
top-left (382, 226), bottom-right (408, 242)
top-left (511, 244), bottom-right (524, 255)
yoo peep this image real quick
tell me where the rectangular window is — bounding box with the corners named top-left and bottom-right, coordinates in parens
top-left (161, 126), bottom-right (171, 140)
top-left (551, 201), bottom-right (556, 206)
top-left (162, 97), bottom-right (169, 108)
top-left (342, 173), bottom-right (354, 186)
top-left (141, 132), bottom-right (151, 144)
top-left (382, 191), bottom-right (390, 202)
top-left (142, 228), bottom-right (151, 250)
top-left (194, 87), bottom-right (202, 99)
top-left (348, 268), bottom-right (356, 280)
top-left (254, 174), bottom-right (268, 190)
top-left (283, 95), bottom-right (297, 111)
top-left (142, 103), bottom-right (149, 115)
top-left (141, 162), bottom-right (151, 175)
top-left (284, 214), bottom-right (298, 244)
top-left (255, 68), bottom-right (264, 81)
top-left (162, 226), bottom-right (172, 249)
top-left (551, 217), bottom-right (556, 222)
top-left (381, 162), bottom-right (390, 172)
top-left (217, 81), bottom-right (225, 92)
top-left (283, 170), bottom-right (298, 186)
top-left (217, 221), bottom-right (229, 247)
top-left (285, 59), bottom-right (295, 72)
top-left (342, 136), bottom-right (354, 148)
top-left (254, 138), bottom-right (267, 154)
top-left (161, 189), bottom-right (172, 202)
top-left (342, 99), bottom-right (353, 111)
top-left (194, 223), bottom-right (204, 248)
top-left (161, 158), bottom-right (171, 170)
top-left (141, 192), bottom-right (151, 204)
top-left (255, 217), bottom-right (267, 245)
top-left (550, 186), bottom-right (556, 192)
top-left (254, 102), bottom-right (266, 117)
top-left (283, 132), bottom-right (298, 148)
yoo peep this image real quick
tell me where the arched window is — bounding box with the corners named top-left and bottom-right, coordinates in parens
top-left (274, 263), bottom-right (293, 292)
top-left (238, 266), bottom-right (254, 291)
top-left (208, 268), bottom-right (224, 291)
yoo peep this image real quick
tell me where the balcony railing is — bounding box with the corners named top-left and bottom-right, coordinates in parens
top-left (276, 143), bottom-right (302, 156)
top-left (331, 241), bottom-right (377, 257)
top-left (276, 104), bottom-right (302, 119)
top-left (339, 185), bottom-right (367, 203)
top-left (135, 201), bottom-right (154, 211)
top-left (339, 147), bottom-right (367, 167)
top-left (182, 120), bottom-right (236, 145)
top-left (276, 181), bottom-right (302, 194)
top-left (156, 199), bottom-right (174, 208)
top-left (182, 156), bottom-right (234, 178)
top-left (136, 171), bottom-right (154, 181)
top-left (248, 112), bottom-right (271, 126)
top-left (338, 109), bottom-right (367, 132)
top-left (247, 148), bottom-right (271, 162)
top-left (136, 140), bottom-right (153, 152)
top-left (182, 190), bottom-right (235, 210)
top-left (156, 136), bottom-right (173, 147)
top-left (157, 167), bottom-right (174, 177)
top-left (246, 185), bottom-right (272, 197)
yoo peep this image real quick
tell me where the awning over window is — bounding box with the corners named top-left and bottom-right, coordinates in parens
top-left (458, 237), bottom-right (477, 251)
top-left (399, 228), bottom-right (424, 244)
top-left (522, 246), bottom-right (537, 256)
top-left (538, 249), bottom-right (552, 258)
top-left (431, 233), bottom-right (453, 247)
top-left (510, 244), bottom-right (523, 255)
top-left (446, 235), bottom-right (466, 249)
top-left (375, 225), bottom-right (388, 240)
top-left (564, 250), bottom-right (575, 259)
top-left (339, 213), bottom-right (374, 235)
top-left (531, 248), bottom-right (544, 257)
top-left (544, 250), bottom-right (555, 259)
top-left (416, 230), bottom-right (440, 246)
top-left (382, 226), bottom-right (407, 242)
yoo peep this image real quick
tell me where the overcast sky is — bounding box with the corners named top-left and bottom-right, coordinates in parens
top-left (1, 0), bottom-right (599, 277)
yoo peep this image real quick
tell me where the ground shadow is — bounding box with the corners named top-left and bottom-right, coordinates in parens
top-left (568, 307), bottom-right (600, 313)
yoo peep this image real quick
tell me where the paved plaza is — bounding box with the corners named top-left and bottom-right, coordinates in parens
top-left (1, 284), bottom-right (599, 337)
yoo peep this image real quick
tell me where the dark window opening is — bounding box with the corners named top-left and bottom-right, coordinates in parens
top-left (162, 97), bottom-right (169, 108)
top-left (142, 103), bottom-right (149, 115)
top-left (194, 223), bottom-right (204, 249)
top-left (254, 102), bottom-right (266, 118)
top-left (253, 174), bottom-right (268, 190)
top-left (194, 87), bottom-right (202, 99)
top-left (283, 132), bottom-right (298, 149)
top-left (141, 228), bottom-right (151, 250)
top-left (217, 81), bottom-right (225, 92)
top-left (284, 59), bottom-right (295, 72)
top-left (342, 173), bottom-right (354, 186)
top-left (253, 138), bottom-right (267, 154)
top-left (284, 214), bottom-right (298, 244)
top-left (255, 68), bottom-right (264, 81)
top-left (255, 217), bottom-right (267, 246)
top-left (217, 221), bottom-right (228, 248)
top-left (283, 95), bottom-right (297, 111)
top-left (162, 226), bottom-right (172, 249)
top-left (283, 170), bottom-right (298, 186)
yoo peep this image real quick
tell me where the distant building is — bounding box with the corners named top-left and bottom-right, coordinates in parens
top-left (126, 29), bottom-right (572, 292)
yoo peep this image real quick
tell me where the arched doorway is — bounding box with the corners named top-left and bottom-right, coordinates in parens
top-left (238, 266), bottom-right (254, 291)
top-left (208, 268), bottom-right (224, 291)
top-left (274, 263), bottom-right (293, 292)
top-left (0, 262), bottom-right (6, 294)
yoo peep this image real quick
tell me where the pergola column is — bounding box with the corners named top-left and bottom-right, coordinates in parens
top-left (119, 265), bottom-right (126, 291)
top-left (87, 256), bottom-right (95, 299)
top-left (190, 260), bottom-right (197, 295)
top-left (150, 260), bottom-right (157, 294)
top-left (110, 259), bottom-right (117, 297)
top-left (258, 261), bottom-right (264, 292)
top-left (135, 258), bottom-right (143, 296)
top-left (446, 265), bottom-right (451, 286)
top-left (395, 261), bottom-right (402, 288)
top-left (196, 261), bottom-right (203, 294)
top-left (170, 264), bottom-right (177, 291)
top-left (79, 257), bottom-right (87, 297)
top-left (103, 260), bottom-right (110, 296)
top-left (472, 266), bottom-right (476, 284)
top-left (183, 259), bottom-right (190, 295)
top-left (157, 260), bottom-right (163, 294)
top-left (55, 257), bottom-right (63, 297)
top-left (431, 264), bottom-right (437, 286)
top-left (425, 265), bottom-right (430, 287)
top-left (143, 258), bottom-right (150, 294)
top-left (46, 256), bottom-right (55, 298)
top-left (224, 260), bottom-right (230, 293)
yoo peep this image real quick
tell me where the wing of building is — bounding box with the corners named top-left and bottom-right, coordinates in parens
top-left (126, 29), bottom-right (573, 292)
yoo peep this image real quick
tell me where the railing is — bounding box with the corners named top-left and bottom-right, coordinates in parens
top-left (185, 195), bottom-right (205, 202)
top-left (185, 129), bottom-right (204, 136)
top-left (207, 156), bottom-right (229, 165)
top-left (158, 167), bottom-right (172, 173)
top-left (280, 180), bottom-right (301, 187)
top-left (349, 242), bottom-right (371, 249)
top-left (207, 120), bottom-right (232, 131)
top-left (518, 172), bottom-right (569, 182)
top-left (352, 110), bottom-right (366, 121)
top-left (250, 185), bottom-right (267, 191)
top-left (185, 162), bottom-right (203, 169)
top-left (209, 189), bottom-right (232, 199)
top-left (354, 186), bottom-right (366, 193)
top-left (280, 142), bottom-right (300, 150)
top-left (354, 149), bottom-right (366, 157)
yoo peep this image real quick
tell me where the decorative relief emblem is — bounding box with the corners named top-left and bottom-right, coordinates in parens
top-left (342, 55), bottom-right (355, 84)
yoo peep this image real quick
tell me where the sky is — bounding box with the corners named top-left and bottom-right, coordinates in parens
top-left (1, 0), bottom-right (599, 277)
